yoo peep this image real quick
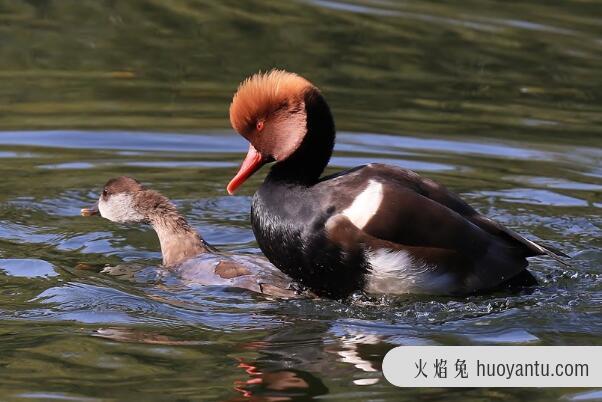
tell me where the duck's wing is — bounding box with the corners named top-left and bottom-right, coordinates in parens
top-left (319, 164), bottom-right (563, 293)
top-left (324, 164), bottom-right (566, 260)
top-left (397, 165), bottom-right (568, 261)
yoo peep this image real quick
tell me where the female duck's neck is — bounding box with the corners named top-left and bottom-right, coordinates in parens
top-left (267, 88), bottom-right (336, 186)
top-left (149, 209), bottom-right (209, 267)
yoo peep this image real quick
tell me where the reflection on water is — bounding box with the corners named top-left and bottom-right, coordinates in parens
top-left (0, 0), bottom-right (601, 401)
top-left (0, 258), bottom-right (58, 278)
top-left (479, 188), bottom-right (591, 207)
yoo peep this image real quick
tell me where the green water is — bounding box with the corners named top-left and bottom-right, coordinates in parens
top-left (0, 1), bottom-right (600, 401)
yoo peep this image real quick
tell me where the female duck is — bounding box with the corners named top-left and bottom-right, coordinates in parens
top-left (81, 176), bottom-right (303, 298)
top-left (226, 70), bottom-right (566, 299)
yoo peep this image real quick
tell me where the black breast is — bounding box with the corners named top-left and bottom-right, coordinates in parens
top-left (251, 182), bottom-right (368, 299)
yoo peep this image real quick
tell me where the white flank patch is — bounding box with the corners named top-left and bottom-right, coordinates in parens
top-left (341, 180), bottom-right (383, 229)
top-left (98, 193), bottom-right (145, 223)
top-left (368, 248), bottom-right (414, 275)
top-left (365, 249), bottom-right (452, 295)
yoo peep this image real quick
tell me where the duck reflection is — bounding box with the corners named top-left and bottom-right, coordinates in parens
top-left (91, 326), bottom-right (329, 401)
top-left (228, 321), bottom-right (392, 399)
top-left (231, 360), bottom-right (328, 401)
top-left (89, 321), bottom-right (394, 401)
top-left (92, 327), bottom-right (207, 346)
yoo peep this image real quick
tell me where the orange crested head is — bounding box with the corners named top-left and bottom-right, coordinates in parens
top-left (229, 69), bottom-right (313, 137)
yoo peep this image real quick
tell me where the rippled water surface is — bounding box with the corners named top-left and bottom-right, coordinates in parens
top-left (0, 1), bottom-right (601, 401)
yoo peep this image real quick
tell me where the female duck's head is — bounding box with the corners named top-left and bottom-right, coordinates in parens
top-left (81, 176), bottom-right (208, 266)
top-left (82, 176), bottom-right (154, 223)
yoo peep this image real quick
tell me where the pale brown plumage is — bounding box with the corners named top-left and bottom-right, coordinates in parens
top-left (82, 176), bottom-right (306, 298)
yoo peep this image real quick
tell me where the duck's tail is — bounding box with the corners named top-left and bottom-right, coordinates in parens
top-left (525, 238), bottom-right (571, 267)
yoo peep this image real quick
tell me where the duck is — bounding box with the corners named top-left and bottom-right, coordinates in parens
top-left (81, 176), bottom-right (305, 298)
top-left (225, 69), bottom-right (567, 299)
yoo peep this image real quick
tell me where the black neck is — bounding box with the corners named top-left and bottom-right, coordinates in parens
top-left (267, 88), bottom-right (335, 185)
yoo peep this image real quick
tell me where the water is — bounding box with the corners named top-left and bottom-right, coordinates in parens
top-left (0, 1), bottom-right (601, 401)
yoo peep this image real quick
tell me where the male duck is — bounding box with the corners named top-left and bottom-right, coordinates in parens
top-left (226, 70), bottom-right (566, 299)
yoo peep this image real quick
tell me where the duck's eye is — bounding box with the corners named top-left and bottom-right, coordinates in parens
top-left (256, 120), bottom-right (264, 132)
top-left (102, 189), bottom-right (108, 198)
